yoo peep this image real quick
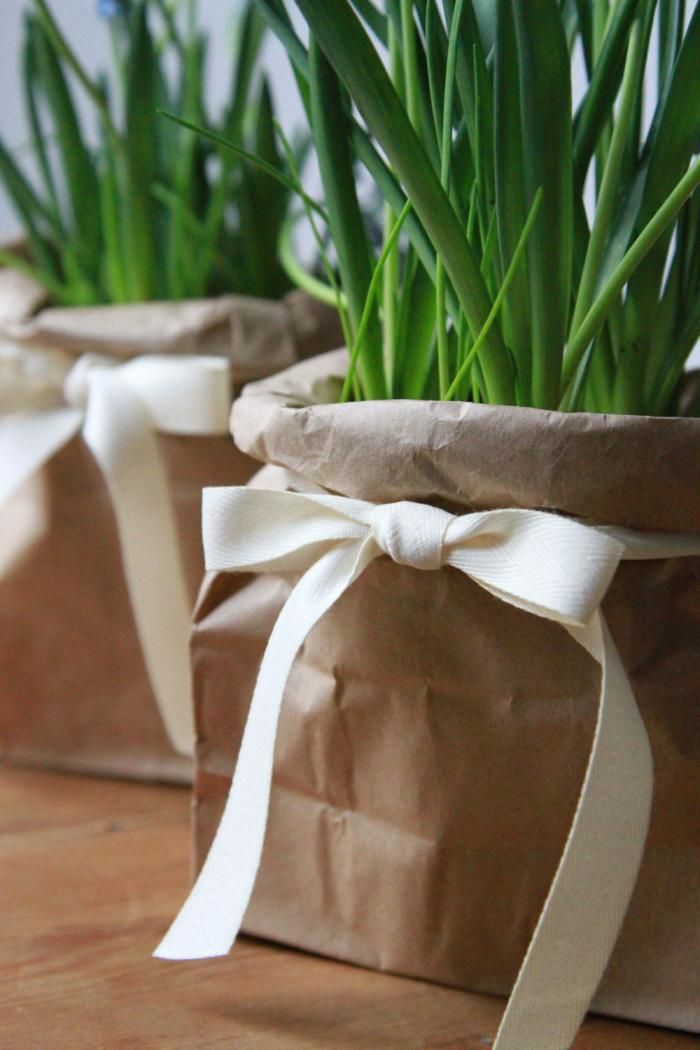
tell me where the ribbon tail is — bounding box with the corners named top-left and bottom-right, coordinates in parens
top-left (154, 538), bottom-right (377, 960)
top-left (82, 370), bottom-right (195, 757)
top-left (0, 408), bottom-right (83, 506)
top-left (493, 612), bottom-right (653, 1050)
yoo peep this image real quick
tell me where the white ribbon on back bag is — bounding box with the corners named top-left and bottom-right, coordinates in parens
top-left (0, 352), bottom-right (231, 756)
top-left (155, 486), bottom-right (700, 1049)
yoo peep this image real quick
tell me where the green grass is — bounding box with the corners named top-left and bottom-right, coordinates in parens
top-left (0, 0), bottom-right (294, 306)
top-left (261, 0), bottom-right (700, 416)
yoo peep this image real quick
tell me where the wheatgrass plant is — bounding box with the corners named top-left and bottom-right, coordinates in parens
top-left (0, 0), bottom-right (291, 306)
top-left (258, 0), bottom-right (700, 415)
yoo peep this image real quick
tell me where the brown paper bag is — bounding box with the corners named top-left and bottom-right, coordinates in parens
top-left (0, 272), bottom-right (340, 782)
top-left (192, 350), bottom-right (700, 1030)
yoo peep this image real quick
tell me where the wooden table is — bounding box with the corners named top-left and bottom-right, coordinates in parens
top-left (1, 766), bottom-right (696, 1049)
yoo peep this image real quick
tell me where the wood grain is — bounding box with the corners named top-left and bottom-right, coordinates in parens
top-left (0, 766), bottom-right (696, 1049)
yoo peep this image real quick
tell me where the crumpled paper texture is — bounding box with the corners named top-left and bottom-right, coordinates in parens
top-left (0, 270), bottom-right (341, 783)
top-left (193, 350), bottom-right (700, 1030)
top-left (0, 265), bottom-right (341, 382)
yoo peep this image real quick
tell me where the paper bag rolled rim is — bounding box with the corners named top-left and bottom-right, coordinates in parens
top-left (0, 257), bottom-right (340, 382)
top-left (231, 348), bottom-right (700, 532)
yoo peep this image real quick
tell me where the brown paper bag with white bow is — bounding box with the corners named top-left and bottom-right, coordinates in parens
top-left (0, 268), bottom-right (340, 782)
top-left (192, 350), bottom-right (700, 1031)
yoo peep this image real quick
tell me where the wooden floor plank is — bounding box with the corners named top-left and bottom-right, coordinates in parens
top-left (0, 767), bottom-right (696, 1049)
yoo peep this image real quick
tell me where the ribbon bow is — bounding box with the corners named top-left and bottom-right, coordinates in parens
top-left (0, 351), bottom-right (231, 755)
top-left (156, 486), bottom-right (700, 1049)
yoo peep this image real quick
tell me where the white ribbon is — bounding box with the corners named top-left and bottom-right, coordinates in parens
top-left (154, 486), bottom-right (700, 1049)
top-left (0, 351), bottom-right (232, 756)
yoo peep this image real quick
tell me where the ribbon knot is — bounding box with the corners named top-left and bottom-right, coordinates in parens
top-left (370, 501), bottom-right (451, 570)
top-left (155, 484), bottom-right (700, 1050)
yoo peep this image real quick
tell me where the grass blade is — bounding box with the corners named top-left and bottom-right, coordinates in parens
top-left (435, 0), bottom-right (467, 397)
top-left (494, 0), bottom-right (531, 392)
top-left (513, 0), bottom-right (573, 408)
top-left (572, 0), bottom-right (641, 187)
top-left (445, 187), bottom-right (543, 400)
top-left (395, 255), bottom-right (438, 398)
top-left (255, 0), bottom-right (310, 79)
top-left (309, 38), bottom-right (386, 398)
top-left (341, 200), bottom-right (413, 401)
top-left (626, 2), bottom-right (700, 330)
top-left (470, 0), bottom-right (497, 55)
top-left (351, 0), bottom-right (389, 42)
top-left (652, 294), bottom-right (700, 414)
top-left (561, 154), bottom-right (700, 401)
top-left (444, 0), bottom-right (495, 230)
top-left (31, 10), bottom-right (102, 279)
top-left (0, 246), bottom-right (63, 299)
top-left (0, 136), bottom-right (63, 287)
top-left (33, 0), bottom-right (121, 144)
top-left (122, 1), bottom-right (158, 300)
top-left (236, 78), bottom-right (290, 298)
top-left (98, 140), bottom-right (128, 302)
top-left (223, 2), bottom-right (266, 141)
top-left (276, 121), bottom-right (353, 348)
top-left (658, 0), bottom-right (685, 107)
top-left (278, 211), bottom-right (341, 307)
top-left (167, 30), bottom-right (208, 298)
top-left (255, 0), bottom-right (453, 313)
top-left (22, 14), bottom-right (62, 231)
top-left (425, 2), bottom-right (446, 144)
top-left (159, 111), bottom-right (329, 225)
top-left (569, 12), bottom-right (645, 341)
top-left (296, 0), bottom-right (515, 404)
